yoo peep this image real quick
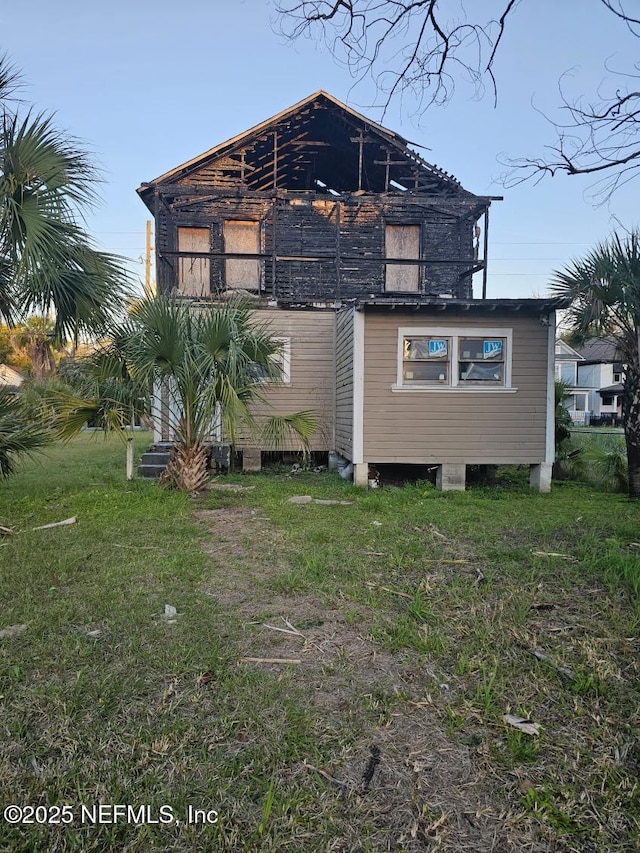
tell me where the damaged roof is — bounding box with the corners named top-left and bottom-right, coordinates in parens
top-left (138, 91), bottom-right (474, 201)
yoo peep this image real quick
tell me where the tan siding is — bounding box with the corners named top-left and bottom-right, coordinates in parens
top-left (335, 308), bottom-right (355, 457)
top-left (362, 312), bottom-right (549, 464)
top-left (237, 309), bottom-right (335, 451)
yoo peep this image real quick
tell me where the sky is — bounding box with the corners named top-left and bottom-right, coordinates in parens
top-left (1, 0), bottom-right (638, 300)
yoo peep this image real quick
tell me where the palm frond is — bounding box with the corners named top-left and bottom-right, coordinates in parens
top-left (0, 388), bottom-right (50, 477)
top-left (261, 411), bottom-right (318, 456)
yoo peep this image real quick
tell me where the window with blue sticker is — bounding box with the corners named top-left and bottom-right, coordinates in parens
top-left (403, 337), bottom-right (451, 384)
top-left (398, 329), bottom-right (511, 389)
top-left (458, 338), bottom-right (505, 383)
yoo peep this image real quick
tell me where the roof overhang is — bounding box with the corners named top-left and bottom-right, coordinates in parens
top-left (598, 384), bottom-right (624, 395)
top-left (354, 296), bottom-right (570, 317)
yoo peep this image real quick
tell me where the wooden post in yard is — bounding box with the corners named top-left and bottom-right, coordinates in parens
top-left (126, 438), bottom-right (134, 481)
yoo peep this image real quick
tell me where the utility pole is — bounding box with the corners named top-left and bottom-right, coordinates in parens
top-left (145, 220), bottom-right (155, 297)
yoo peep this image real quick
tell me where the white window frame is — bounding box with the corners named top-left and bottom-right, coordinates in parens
top-left (274, 336), bottom-right (291, 385)
top-left (393, 326), bottom-right (515, 392)
top-left (253, 336), bottom-right (291, 385)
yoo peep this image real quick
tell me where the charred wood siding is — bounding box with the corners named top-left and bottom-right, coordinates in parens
top-left (154, 187), bottom-right (480, 302)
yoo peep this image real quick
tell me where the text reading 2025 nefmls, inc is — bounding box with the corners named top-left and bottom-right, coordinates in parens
top-left (2, 804), bottom-right (219, 826)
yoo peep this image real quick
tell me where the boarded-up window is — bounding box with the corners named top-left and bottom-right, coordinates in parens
top-left (385, 224), bottom-right (420, 292)
top-left (178, 227), bottom-right (210, 296)
top-left (224, 220), bottom-right (261, 291)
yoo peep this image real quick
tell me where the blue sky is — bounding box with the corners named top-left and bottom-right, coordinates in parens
top-left (1, 0), bottom-right (638, 299)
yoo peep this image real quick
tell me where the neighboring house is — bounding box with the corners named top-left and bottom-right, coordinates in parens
top-left (0, 364), bottom-right (24, 391)
top-left (576, 337), bottom-right (624, 423)
top-left (137, 91), bottom-right (564, 491)
top-left (554, 339), bottom-right (589, 423)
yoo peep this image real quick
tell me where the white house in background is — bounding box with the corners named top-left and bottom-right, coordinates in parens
top-left (554, 340), bottom-right (589, 423)
top-left (0, 364), bottom-right (24, 391)
top-left (577, 337), bottom-right (624, 422)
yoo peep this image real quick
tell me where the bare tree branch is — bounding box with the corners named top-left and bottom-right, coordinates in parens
top-left (500, 64), bottom-right (640, 203)
top-left (274, 1), bottom-right (523, 114)
top-left (275, 0), bottom-right (640, 199)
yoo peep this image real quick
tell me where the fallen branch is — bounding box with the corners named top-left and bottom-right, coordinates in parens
top-left (303, 760), bottom-right (349, 789)
top-left (527, 646), bottom-right (575, 680)
top-left (240, 657), bottom-right (301, 665)
top-left (262, 623), bottom-right (304, 637)
top-left (531, 550), bottom-right (577, 561)
top-left (365, 582), bottom-right (412, 600)
top-left (33, 516), bottom-right (78, 531)
top-left (423, 559), bottom-right (469, 564)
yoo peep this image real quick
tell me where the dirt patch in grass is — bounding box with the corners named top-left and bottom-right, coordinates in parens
top-left (195, 504), bottom-right (555, 852)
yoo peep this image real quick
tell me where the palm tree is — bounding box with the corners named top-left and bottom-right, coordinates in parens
top-left (0, 60), bottom-right (130, 340)
top-left (56, 297), bottom-right (317, 491)
top-left (551, 230), bottom-right (640, 497)
top-left (0, 55), bottom-right (130, 475)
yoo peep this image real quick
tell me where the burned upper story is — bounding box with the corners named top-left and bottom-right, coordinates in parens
top-left (138, 91), bottom-right (496, 305)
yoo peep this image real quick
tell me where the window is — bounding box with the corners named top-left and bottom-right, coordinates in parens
top-left (385, 224), bottom-right (420, 292)
top-left (602, 395), bottom-right (614, 407)
top-left (250, 337), bottom-right (291, 385)
top-left (458, 337), bottom-right (505, 384)
top-left (403, 336), bottom-right (450, 384)
top-left (178, 227), bottom-right (210, 296)
top-left (396, 327), bottom-right (513, 391)
top-left (224, 220), bottom-right (261, 291)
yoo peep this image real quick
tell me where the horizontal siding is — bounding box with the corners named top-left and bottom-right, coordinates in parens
top-left (335, 308), bottom-right (355, 458)
top-left (237, 308), bottom-right (335, 451)
top-left (362, 311), bottom-right (549, 464)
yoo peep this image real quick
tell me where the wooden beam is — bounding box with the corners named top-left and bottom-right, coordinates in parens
top-left (482, 207), bottom-right (489, 299)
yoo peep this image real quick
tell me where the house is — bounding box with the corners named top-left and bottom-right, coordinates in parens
top-left (576, 337), bottom-right (624, 424)
top-left (137, 91), bottom-right (564, 491)
top-left (554, 339), bottom-right (589, 423)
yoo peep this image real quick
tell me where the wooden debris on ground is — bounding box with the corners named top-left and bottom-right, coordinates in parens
top-left (262, 617), bottom-right (304, 637)
top-left (503, 714), bottom-right (542, 736)
top-left (527, 646), bottom-right (575, 680)
top-left (206, 483), bottom-right (255, 491)
top-left (32, 516), bottom-right (78, 531)
top-left (288, 495), bottom-right (354, 505)
top-left (366, 581), bottom-right (412, 599)
top-left (303, 760), bottom-right (349, 789)
top-left (531, 550), bottom-right (577, 561)
top-left (240, 657), bottom-right (302, 665)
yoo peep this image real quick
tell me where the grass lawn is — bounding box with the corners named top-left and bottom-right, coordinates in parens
top-left (0, 433), bottom-right (638, 851)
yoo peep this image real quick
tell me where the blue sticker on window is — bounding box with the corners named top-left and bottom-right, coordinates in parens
top-left (429, 339), bottom-right (448, 358)
top-left (483, 340), bottom-right (502, 359)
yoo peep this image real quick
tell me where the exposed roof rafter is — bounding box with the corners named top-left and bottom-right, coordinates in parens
top-left (139, 91), bottom-right (474, 203)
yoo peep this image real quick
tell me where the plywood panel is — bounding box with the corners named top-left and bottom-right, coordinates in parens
top-left (385, 224), bottom-right (420, 292)
top-left (224, 220), bottom-right (261, 291)
top-left (178, 227), bottom-right (210, 296)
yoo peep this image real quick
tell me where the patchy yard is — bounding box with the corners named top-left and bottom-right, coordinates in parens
top-left (0, 434), bottom-right (638, 851)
